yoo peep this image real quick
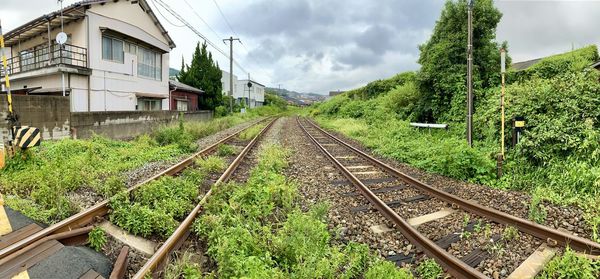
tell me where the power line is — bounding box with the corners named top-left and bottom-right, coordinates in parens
top-left (209, 0), bottom-right (270, 79)
top-left (153, 0), bottom-right (248, 74)
top-left (211, 0), bottom-right (239, 38)
top-left (149, 0), bottom-right (185, 27)
top-left (182, 0), bottom-right (223, 41)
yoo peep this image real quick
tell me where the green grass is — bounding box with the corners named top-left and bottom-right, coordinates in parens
top-left (188, 143), bottom-right (412, 278)
top-left (538, 247), bottom-right (599, 278)
top-left (108, 168), bottom-right (203, 238)
top-left (88, 227), bottom-right (107, 252)
top-left (238, 124), bottom-right (265, 141)
top-left (0, 107), bottom-right (282, 225)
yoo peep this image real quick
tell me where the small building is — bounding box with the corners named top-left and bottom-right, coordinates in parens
top-left (236, 79), bottom-right (265, 108)
top-left (0, 0), bottom-right (175, 112)
top-left (221, 70), bottom-right (238, 97)
top-left (169, 80), bottom-right (203, 111)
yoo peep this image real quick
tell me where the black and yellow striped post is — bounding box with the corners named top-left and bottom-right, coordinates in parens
top-left (14, 126), bottom-right (41, 149)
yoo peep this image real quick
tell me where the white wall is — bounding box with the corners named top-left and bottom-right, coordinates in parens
top-left (221, 70), bottom-right (238, 97)
top-left (86, 4), bottom-right (170, 111)
top-left (236, 80), bottom-right (265, 108)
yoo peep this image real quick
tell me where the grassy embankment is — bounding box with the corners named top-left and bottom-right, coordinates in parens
top-left (309, 47), bottom-right (600, 276)
top-left (0, 106), bottom-right (283, 224)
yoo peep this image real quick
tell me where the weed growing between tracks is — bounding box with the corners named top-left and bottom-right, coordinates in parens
top-left (0, 109), bottom-right (277, 224)
top-left (186, 144), bottom-right (414, 278)
top-left (109, 168), bottom-right (203, 238)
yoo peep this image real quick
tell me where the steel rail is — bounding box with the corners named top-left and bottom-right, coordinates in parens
top-left (0, 117), bottom-right (269, 260)
top-left (297, 117), bottom-right (487, 279)
top-left (133, 117), bottom-right (278, 279)
top-left (304, 118), bottom-right (600, 256)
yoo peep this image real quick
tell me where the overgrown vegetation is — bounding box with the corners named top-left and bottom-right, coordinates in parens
top-left (310, 0), bottom-right (600, 240)
top-left (186, 144), bottom-right (412, 277)
top-left (0, 108), bottom-right (278, 224)
top-left (88, 227), bottom-right (107, 252)
top-left (538, 247), bottom-right (600, 278)
top-left (109, 169), bottom-right (202, 238)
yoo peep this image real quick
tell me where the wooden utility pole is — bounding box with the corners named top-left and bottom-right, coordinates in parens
top-left (466, 0), bottom-right (474, 147)
top-left (223, 36), bottom-right (240, 113)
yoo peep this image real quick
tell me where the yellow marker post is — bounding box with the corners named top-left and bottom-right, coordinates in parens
top-left (0, 193), bottom-right (13, 236)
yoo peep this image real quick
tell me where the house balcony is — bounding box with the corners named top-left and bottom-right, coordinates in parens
top-left (1, 43), bottom-right (91, 82)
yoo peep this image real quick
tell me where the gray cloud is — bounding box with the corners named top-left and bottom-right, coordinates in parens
top-left (3, 0), bottom-right (600, 95)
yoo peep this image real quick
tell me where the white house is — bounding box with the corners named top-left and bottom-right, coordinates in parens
top-left (236, 79), bottom-right (264, 108)
top-left (221, 70), bottom-right (264, 108)
top-left (1, 0), bottom-right (175, 112)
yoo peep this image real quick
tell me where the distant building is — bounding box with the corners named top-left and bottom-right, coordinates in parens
top-left (169, 80), bottom-right (203, 111)
top-left (221, 70), bottom-right (238, 98)
top-left (0, 0), bottom-right (175, 112)
top-left (221, 70), bottom-right (264, 108)
top-left (329, 90), bottom-right (345, 97)
top-left (237, 79), bottom-right (265, 108)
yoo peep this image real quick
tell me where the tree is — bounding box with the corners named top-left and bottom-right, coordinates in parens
top-left (178, 43), bottom-right (223, 110)
top-left (416, 0), bottom-right (508, 122)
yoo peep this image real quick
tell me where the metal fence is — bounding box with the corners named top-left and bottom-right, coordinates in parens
top-left (3, 43), bottom-right (87, 75)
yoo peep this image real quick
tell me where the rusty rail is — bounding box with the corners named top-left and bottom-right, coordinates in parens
top-left (304, 118), bottom-right (600, 256)
top-left (0, 117), bottom-right (269, 260)
top-left (133, 117), bottom-right (278, 279)
top-left (297, 117), bottom-right (487, 278)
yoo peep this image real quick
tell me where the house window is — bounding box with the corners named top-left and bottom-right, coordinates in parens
top-left (137, 46), bottom-right (162, 80)
top-left (176, 100), bottom-right (189, 111)
top-left (137, 98), bottom-right (162, 111)
top-left (102, 36), bottom-right (124, 63)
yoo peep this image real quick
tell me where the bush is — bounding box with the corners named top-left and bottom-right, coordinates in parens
top-left (539, 247), bottom-right (600, 278)
top-left (88, 227), bottom-right (107, 252)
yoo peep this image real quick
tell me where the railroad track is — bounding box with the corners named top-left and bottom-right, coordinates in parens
top-left (297, 117), bottom-right (600, 279)
top-left (0, 117), bottom-right (276, 279)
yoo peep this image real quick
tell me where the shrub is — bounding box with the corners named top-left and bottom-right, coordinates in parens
top-left (88, 227), bottom-right (107, 252)
top-left (216, 144), bottom-right (236, 157)
top-left (196, 156), bottom-right (226, 174)
top-left (539, 247), bottom-right (600, 278)
top-left (416, 259), bottom-right (444, 279)
top-left (365, 259), bottom-right (414, 279)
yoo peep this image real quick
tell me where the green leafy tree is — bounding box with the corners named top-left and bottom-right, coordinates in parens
top-left (178, 43), bottom-right (223, 110)
top-left (416, 0), bottom-right (508, 122)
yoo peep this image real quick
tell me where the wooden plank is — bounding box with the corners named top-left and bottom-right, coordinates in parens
top-left (0, 224), bottom-right (44, 250)
top-left (80, 269), bottom-right (102, 279)
top-left (341, 185), bottom-right (407, 197)
top-left (0, 240), bottom-right (63, 278)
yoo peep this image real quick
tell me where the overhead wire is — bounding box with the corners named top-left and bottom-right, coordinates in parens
top-left (148, 0), bottom-right (185, 27)
top-left (152, 0), bottom-right (248, 74)
top-left (182, 0), bottom-right (224, 42)
top-left (210, 0), bottom-right (270, 77)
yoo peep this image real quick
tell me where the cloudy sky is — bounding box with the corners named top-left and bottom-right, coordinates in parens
top-left (1, 0), bottom-right (599, 94)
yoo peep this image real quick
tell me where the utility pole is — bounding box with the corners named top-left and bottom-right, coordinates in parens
top-left (466, 0), bottom-right (474, 147)
top-left (223, 36), bottom-right (240, 113)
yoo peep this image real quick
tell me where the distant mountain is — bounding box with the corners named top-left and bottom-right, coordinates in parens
top-left (266, 87), bottom-right (327, 105)
top-left (169, 68), bottom-right (180, 77)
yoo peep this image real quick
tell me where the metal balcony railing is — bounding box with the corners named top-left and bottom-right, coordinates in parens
top-left (2, 43), bottom-right (87, 76)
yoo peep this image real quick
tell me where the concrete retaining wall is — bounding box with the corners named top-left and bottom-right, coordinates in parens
top-left (71, 110), bottom-right (213, 139)
top-left (0, 95), bottom-right (71, 141)
top-left (0, 95), bottom-right (213, 141)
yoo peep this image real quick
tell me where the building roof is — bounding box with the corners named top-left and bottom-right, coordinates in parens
top-left (169, 80), bottom-right (204, 94)
top-left (511, 58), bottom-right (543, 71)
top-left (3, 0), bottom-right (176, 49)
